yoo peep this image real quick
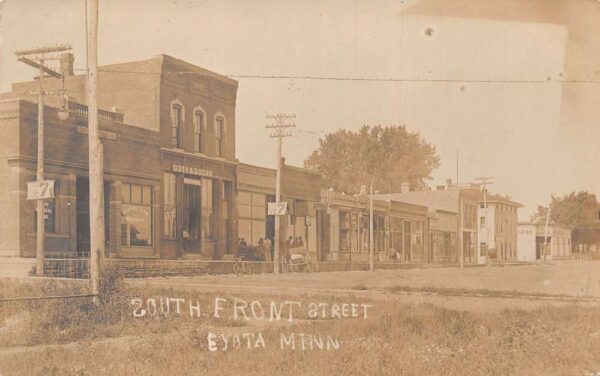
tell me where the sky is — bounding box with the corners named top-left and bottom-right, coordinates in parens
top-left (0, 0), bottom-right (599, 220)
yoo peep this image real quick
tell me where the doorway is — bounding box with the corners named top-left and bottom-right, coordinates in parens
top-left (183, 183), bottom-right (201, 253)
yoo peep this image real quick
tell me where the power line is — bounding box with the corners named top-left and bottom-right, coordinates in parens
top-left (67, 68), bottom-right (600, 84)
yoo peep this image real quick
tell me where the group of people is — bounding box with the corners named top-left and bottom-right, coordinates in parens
top-left (237, 237), bottom-right (273, 261)
top-left (237, 235), bottom-right (307, 262)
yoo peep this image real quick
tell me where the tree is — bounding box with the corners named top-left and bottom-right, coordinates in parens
top-left (534, 191), bottom-right (600, 248)
top-left (304, 125), bottom-right (440, 194)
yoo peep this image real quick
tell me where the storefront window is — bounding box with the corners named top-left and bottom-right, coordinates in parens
top-left (121, 183), bottom-right (153, 247)
top-left (238, 190), bottom-right (266, 246)
top-left (339, 211), bottom-right (350, 251)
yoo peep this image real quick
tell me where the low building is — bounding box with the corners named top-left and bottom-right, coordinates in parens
top-left (375, 181), bottom-right (481, 264)
top-left (237, 162), bottom-right (322, 260)
top-left (517, 222), bottom-right (572, 261)
top-left (428, 209), bottom-right (459, 263)
top-left (320, 190), bottom-right (429, 263)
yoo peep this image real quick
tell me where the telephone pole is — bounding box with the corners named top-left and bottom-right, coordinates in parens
top-left (476, 176), bottom-right (493, 267)
top-left (266, 114), bottom-right (295, 274)
top-left (87, 0), bottom-right (104, 298)
top-left (369, 180), bottom-right (374, 272)
top-left (15, 44), bottom-right (72, 276)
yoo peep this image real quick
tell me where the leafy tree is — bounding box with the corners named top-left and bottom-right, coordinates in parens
top-left (535, 191), bottom-right (600, 247)
top-left (304, 125), bottom-right (440, 194)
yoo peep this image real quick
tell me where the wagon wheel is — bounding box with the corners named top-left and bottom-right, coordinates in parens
top-left (233, 262), bottom-right (241, 275)
top-left (245, 262), bottom-right (252, 275)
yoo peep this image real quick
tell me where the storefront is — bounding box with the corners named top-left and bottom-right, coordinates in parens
top-left (320, 191), bottom-right (429, 263)
top-left (160, 149), bottom-right (236, 260)
top-left (237, 163), bottom-right (322, 260)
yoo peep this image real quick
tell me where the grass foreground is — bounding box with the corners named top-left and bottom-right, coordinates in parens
top-left (1, 274), bottom-right (599, 376)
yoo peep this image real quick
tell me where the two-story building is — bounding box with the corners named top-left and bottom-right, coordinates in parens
top-left (477, 196), bottom-right (523, 263)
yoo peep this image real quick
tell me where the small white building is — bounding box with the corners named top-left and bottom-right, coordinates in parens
top-left (517, 222), bottom-right (573, 262)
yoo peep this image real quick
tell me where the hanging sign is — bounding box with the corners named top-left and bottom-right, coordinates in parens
top-left (268, 202), bottom-right (288, 216)
top-left (27, 180), bottom-right (55, 200)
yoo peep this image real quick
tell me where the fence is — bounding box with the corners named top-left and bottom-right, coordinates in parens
top-left (44, 251), bottom-right (90, 279)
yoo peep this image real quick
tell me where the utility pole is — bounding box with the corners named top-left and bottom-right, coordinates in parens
top-left (266, 114), bottom-right (295, 274)
top-left (87, 0), bottom-right (104, 298)
top-left (476, 176), bottom-right (494, 268)
top-left (542, 205), bottom-right (551, 263)
top-left (15, 44), bottom-right (72, 276)
top-left (369, 181), bottom-right (374, 272)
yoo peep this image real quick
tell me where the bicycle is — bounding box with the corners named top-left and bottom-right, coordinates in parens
top-left (233, 256), bottom-right (252, 275)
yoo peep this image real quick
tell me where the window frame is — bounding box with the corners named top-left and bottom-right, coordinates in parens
top-left (171, 100), bottom-right (184, 149)
top-left (121, 182), bottom-right (154, 248)
top-left (193, 106), bottom-right (206, 153)
top-left (214, 113), bottom-right (226, 157)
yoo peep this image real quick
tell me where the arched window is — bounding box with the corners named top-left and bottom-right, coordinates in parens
top-left (171, 101), bottom-right (184, 148)
top-left (193, 107), bottom-right (206, 153)
top-left (214, 115), bottom-right (225, 157)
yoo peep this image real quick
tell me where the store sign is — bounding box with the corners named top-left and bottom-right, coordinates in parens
top-left (172, 164), bottom-right (213, 177)
top-left (268, 202), bottom-right (288, 216)
top-left (27, 180), bottom-right (55, 200)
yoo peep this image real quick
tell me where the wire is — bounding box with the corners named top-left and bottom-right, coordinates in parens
top-left (69, 68), bottom-right (599, 84)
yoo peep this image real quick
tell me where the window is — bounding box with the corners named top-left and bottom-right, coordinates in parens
top-left (34, 180), bottom-right (59, 233)
top-left (121, 183), bottom-right (153, 247)
top-left (339, 211), bottom-right (350, 251)
top-left (172, 103), bottom-right (183, 148)
top-left (215, 116), bottom-right (225, 157)
top-left (238, 191), bottom-right (266, 246)
top-left (480, 216), bottom-right (486, 228)
top-left (194, 110), bottom-right (204, 153)
top-left (163, 173), bottom-right (177, 238)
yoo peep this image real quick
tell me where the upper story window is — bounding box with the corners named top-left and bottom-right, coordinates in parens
top-left (193, 108), bottom-right (205, 153)
top-left (171, 103), bottom-right (183, 148)
top-left (215, 115), bottom-right (225, 157)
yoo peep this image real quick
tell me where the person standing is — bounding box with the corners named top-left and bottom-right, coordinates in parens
top-left (264, 238), bottom-right (272, 261)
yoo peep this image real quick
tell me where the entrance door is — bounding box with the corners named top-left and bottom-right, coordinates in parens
top-left (183, 184), bottom-right (201, 253)
top-left (76, 178), bottom-right (90, 253)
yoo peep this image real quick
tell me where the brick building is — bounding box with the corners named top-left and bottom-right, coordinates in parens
top-left (0, 98), bottom-right (161, 258)
top-left (1, 54), bottom-right (333, 264)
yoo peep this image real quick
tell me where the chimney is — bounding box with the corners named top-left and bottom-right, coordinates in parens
top-left (400, 182), bottom-right (410, 194)
top-left (60, 53), bottom-right (74, 77)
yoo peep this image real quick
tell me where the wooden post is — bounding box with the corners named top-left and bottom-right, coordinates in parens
top-left (36, 62), bottom-right (45, 276)
top-left (87, 0), bottom-right (103, 298)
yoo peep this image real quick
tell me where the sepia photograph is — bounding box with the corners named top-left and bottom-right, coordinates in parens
top-left (0, 0), bottom-right (599, 375)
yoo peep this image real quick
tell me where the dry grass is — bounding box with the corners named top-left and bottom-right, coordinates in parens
top-left (1, 276), bottom-right (600, 375)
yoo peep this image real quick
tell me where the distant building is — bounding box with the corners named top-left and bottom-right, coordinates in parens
top-left (517, 222), bottom-right (572, 262)
top-left (477, 196), bottom-right (523, 263)
top-left (375, 181), bottom-right (482, 264)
